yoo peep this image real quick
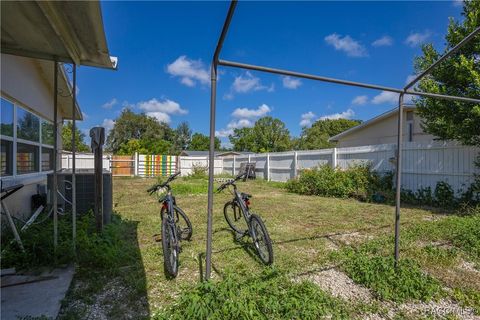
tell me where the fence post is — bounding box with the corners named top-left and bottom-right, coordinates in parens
top-left (233, 155), bottom-right (236, 175)
top-left (293, 151), bottom-right (298, 177)
top-left (134, 152), bottom-right (138, 176)
top-left (332, 148), bottom-right (337, 169)
top-left (266, 153), bottom-right (270, 181)
top-left (248, 154), bottom-right (251, 163)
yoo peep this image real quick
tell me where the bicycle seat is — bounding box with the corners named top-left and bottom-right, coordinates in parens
top-left (241, 192), bottom-right (252, 200)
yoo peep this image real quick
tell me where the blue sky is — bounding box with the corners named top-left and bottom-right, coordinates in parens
top-left (75, 1), bottom-right (464, 147)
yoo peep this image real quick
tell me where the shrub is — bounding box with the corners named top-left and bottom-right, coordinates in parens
top-left (184, 163), bottom-right (208, 180)
top-left (434, 181), bottom-right (455, 207)
top-left (286, 164), bottom-right (387, 200)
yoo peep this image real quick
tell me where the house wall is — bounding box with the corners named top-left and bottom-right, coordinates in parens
top-left (1, 54), bottom-right (64, 218)
top-left (335, 110), bottom-right (436, 148)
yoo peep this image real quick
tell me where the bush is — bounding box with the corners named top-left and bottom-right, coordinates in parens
top-left (184, 163), bottom-right (208, 180)
top-left (286, 164), bottom-right (388, 200)
top-left (434, 181), bottom-right (455, 207)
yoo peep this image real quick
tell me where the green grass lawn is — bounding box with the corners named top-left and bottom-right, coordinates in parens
top-left (54, 176), bottom-right (479, 319)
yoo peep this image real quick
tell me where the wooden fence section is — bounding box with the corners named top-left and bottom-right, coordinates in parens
top-left (222, 141), bottom-right (479, 195)
top-left (111, 155), bottom-right (134, 176)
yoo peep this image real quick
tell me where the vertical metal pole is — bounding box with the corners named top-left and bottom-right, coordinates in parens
top-left (53, 61), bottom-right (58, 251)
top-left (394, 93), bottom-right (405, 268)
top-left (332, 148), bottom-right (337, 169)
top-left (205, 63), bottom-right (217, 280)
top-left (293, 151), bottom-right (298, 178)
top-left (233, 155), bottom-right (236, 175)
top-left (71, 64), bottom-right (77, 252)
top-left (266, 153), bottom-right (270, 181)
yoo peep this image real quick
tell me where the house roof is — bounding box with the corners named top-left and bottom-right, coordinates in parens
top-left (1, 1), bottom-right (117, 70)
top-left (329, 104), bottom-right (416, 142)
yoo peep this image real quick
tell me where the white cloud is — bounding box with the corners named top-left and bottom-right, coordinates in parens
top-left (216, 104), bottom-right (271, 137)
top-left (372, 91), bottom-right (399, 104)
top-left (136, 98), bottom-right (187, 124)
top-left (232, 71), bottom-right (268, 93)
top-left (102, 118), bottom-right (115, 136)
top-left (215, 119), bottom-right (254, 138)
top-left (166, 55), bottom-right (209, 87)
top-left (372, 36), bottom-right (393, 47)
top-left (299, 112), bottom-right (316, 127)
top-left (282, 76), bottom-right (302, 89)
top-left (324, 33), bottom-right (368, 57)
top-left (232, 104), bottom-right (271, 119)
top-left (319, 108), bottom-right (355, 120)
top-left (352, 95), bottom-right (368, 105)
top-left (405, 31), bottom-right (431, 47)
top-left (102, 98), bottom-right (118, 109)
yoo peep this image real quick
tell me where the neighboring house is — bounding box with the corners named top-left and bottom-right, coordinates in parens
top-left (179, 150), bottom-right (254, 158)
top-left (329, 105), bottom-right (436, 148)
top-left (1, 2), bottom-right (116, 218)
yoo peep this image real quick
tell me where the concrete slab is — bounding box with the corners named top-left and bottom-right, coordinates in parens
top-left (1, 265), bottom-right (75, 320)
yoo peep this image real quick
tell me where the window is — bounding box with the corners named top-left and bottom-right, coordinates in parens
top-left (17, 107), bottom-right (40, 142)
top-left (17, 143), bottom-right (39, 174)
top-left (42, 120), bottom-right (54, 146)
top-left (41, 147), bottom-right (54, 171)
top-left (1, 98), bottom-right (14, 137)
top-left (1, 140), bottom-right (13, 176)
top-left (408, 122), bottom-right (413, 142)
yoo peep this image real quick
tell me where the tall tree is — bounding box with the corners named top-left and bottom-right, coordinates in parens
top-left (415, 1), bottom-right (480, 147)
top-left (62, 121), bottom-right (90, 152)
top-left (229, 116), bottom-right (291, 152)
top-left (189, 133), bottom-right (221, 150)
top-left (106, 108), bottom-right (173, 153)
top-left (297, 118), bottom-right (361, 150)
top-left (173, 121), bottom-right (192, 152)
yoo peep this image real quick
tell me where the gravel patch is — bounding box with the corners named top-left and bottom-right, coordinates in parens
top-left (301, 268), bottom-right (373, 302)
top-left (459, 260), bottom-right (479, 274)
top-left (330, 232), bottom-right (372, 246)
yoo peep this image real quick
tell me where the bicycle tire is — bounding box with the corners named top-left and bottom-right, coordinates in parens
top-left (250, 214), bottom-right (274, 265)
top-left (162, 217), bottom-right (179, 278)
top-left (224, 200), bottom-right (248, 234)
top-left (161, 205), bottom-right (193, 241)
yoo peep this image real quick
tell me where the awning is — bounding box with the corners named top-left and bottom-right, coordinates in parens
top-left (1, 1), bottom-right (117, 70)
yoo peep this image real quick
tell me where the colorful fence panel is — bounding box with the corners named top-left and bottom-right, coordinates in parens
top-left (138, 154), bottom-right (177, 177)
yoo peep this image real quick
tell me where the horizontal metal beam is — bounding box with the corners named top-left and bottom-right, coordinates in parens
top-left (219, 59), bottom-right (480, 104)
top-left (404, 27), bottom-right (480, 90)
top-left (219, 59), bottom-right (404, 93)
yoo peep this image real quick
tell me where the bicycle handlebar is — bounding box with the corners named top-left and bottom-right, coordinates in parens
top-left (216, 172), bottom-right (247, 192)
top-left (147, 172), bottom-right (181, 194)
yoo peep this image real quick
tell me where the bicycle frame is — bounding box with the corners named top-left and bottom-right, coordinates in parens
top-left (229, 184), bottom-right (256, 238)
top-left (162, 186), bottom-right (179, 246)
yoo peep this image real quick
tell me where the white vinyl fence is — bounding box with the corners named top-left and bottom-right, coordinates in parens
top-left (223, 141), bottom-right (479, 195)
top-left (62, 153), bottom-right (111, 171)
top-left (61, 141), bottom-right (479, 195)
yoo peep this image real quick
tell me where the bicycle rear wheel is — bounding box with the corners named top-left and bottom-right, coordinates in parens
top-left (224, 200), bottom-right (248, 234)
top-left (162, 218), bottom-right (179, 278)
top-left (250, 214), bottom-right (274, 265)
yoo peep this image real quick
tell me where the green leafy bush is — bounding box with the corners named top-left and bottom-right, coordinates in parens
top-left (434, 181), bottom-right (455, 207)
top-left (286, 164), bottom-right (389, 200)
top-left (342, 252), bottom-right (442, 302)
top-left (154, 269), bottom-right (350, 320)
top-left (1, 212), bottom-right (139, 273)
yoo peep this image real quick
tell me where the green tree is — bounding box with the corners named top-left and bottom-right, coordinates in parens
top-left (189, 133), bottom-right (220, 150)
top-left (173, 122), bottom-right (192, 152)
top-left (229, 117), bottom-right (291, 152)
top-left (229, 127), bottom-right (255, 152)
top-left (106, 108), bottom-right (174, 153)
top-left (297, 118), bottom-right (361, 150)
top-left (62, 121), bottom-right (89, 152)
top-left (415, 0), bottom-right (480, 146)
top-left (117, 138), bottom-right (172, 155)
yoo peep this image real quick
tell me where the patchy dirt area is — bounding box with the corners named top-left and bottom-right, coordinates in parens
top-left (330, 231), bottom-right (373, 246)
top-left (59, 278), bottom-right (149, 320)
top-left (300, 267), bottom-right (478, 320)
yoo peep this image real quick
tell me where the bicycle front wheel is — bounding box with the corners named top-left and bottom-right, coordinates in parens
top-left (162, 218), bottom-right (179, 278)
top-left (224, 200), bottom-right (248, 234)
top-left (161, 205), bottom-right (193, 241)
top-left (250, 214), bottom-right (274, 265)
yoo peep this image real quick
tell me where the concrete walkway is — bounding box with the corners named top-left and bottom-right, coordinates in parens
top-left (1, 265), bottom-right (75, 320)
